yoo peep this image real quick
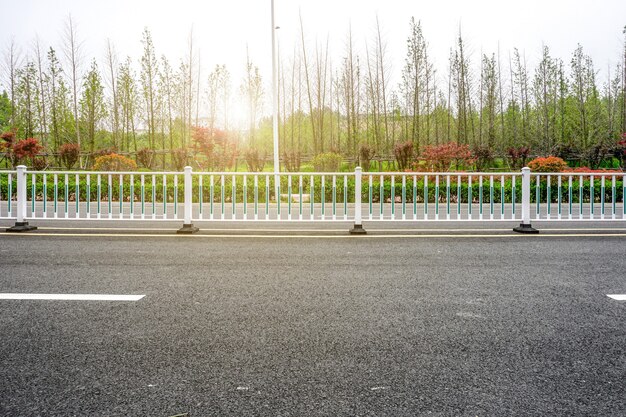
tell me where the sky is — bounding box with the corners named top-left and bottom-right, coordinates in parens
top-left (1, 0), bottom-right (625, 113)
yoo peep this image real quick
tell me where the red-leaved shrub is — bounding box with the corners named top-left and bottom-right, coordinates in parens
top-left (59, 143), bottom-right (80, 169)
top-left (421, 142), bottom-right (473, 171)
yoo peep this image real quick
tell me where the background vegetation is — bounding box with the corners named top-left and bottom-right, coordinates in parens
top-left (1, 17), bottom-right (625, 172)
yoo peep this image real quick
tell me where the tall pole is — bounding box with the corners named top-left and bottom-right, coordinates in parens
top-left (271, 0), bottom-right (279, 174)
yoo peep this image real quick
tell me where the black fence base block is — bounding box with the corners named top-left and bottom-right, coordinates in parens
top-left (349, 224), bottom-right (367, 235)
top-left (513, 223), bottom-right (539, 234)
top-left (177, 223), bottom-right (199, 234)
top-left (6, 222), bottom-right (38, 233)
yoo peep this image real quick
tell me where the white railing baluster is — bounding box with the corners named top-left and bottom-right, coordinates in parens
top-left (97, 174), bottom-right (101, 219)
top-left (343, 175), bottom-right (348, 221)
top-left (141, 175), bottom-right (145, 220)
top-left (54, 174), bottom-right (58, 219)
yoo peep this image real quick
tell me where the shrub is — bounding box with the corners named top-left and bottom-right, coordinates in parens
top-left (93, 153), bottom-right (138, 171)
top-left (581, 143), bottom-right (613, 169)
top-left (136, 147), bottom-right (155, 169)
top-left (283, 150), bottom-right (301, 172)
top-left (92, 147), bottom-right (117, 158)
top-left (527, 156), bottom-right (568, 172)
top-left (552, 143), bottom-right (579, 161)
top-left (12, 137), bottom-right (43, 166)
top-left (244, 148), bottom-right (265, 172)
top-left (472, 145), bottom-right (493, 171)
top-left (359, 144), bottom-right (375, 171)
top-left (191, 126), bottom-right (238, 171)
top-left (507, 146), bottom-right (531, 169)
top-left (171, 148), bottom-right (188, 171)
top-left (421, 142), bottom-right (473, 171)
top-left (312, 152), bottom-right (342, 172)
top-left (59, 143), bottom-right (81, 169)
top-left (393, 141), bottom-right (413, 171)
top-left (32, 156), bottom-right (48, 171)
top-left (615, 134), bottom-right (626, 168)
top-left (1, 131), bottom-right (16, 149)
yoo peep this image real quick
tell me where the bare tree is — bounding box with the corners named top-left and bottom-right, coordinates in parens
top-left (33, 37), bottom-right (48, 145)
top-left (481, 53), bottom-right (498, 148)
top-left (340, 25), bottom-right (360, 156)
top-left (104, 39), bottom-right (119, 148)
top-left (513, 48), bottom-right (531, 145)
top-left (62, 15), bottom-right (83, 153)
top-left (117, 57), bottom-right (138, 152)
top-left (206, 65), bottom-right (220, 133)
top-left (140, 28), bottom-right (158, 150)
top-left (622, 26), bottom-right (626, 134)
top-left (2, 39), bottom-right (23, 127)
top-left (299, 14), bottom-right (316, 154)
top-left (241, 48), bottom-right (263, 146)
top-left (375, 16), bottom-right (390, 152)
top-left (186, 28), bottom-right (196, 136)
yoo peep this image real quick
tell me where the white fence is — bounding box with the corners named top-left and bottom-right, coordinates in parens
top-left (1, 165), bottom-right (625, 233)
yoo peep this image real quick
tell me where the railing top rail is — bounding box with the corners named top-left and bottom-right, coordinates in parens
top-left (23, 170), bottom-right (183, 175)
top-left (8, 169), bottom-right (624, 177)
top-left (364, 171), bottom-right (522, 176)
top-left (530, 171), bottom-right (625, 176)
top-left (193, 171), bottom-right (354, 176)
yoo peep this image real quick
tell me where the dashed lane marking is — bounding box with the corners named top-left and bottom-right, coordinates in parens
top-left (607, 294), bottom-right (626, 301)
top-left (0, 293), bottom-right (145, 301)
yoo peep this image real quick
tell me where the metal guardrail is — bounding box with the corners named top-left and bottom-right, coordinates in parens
top-left (1, 165), bottom-right (625, 233)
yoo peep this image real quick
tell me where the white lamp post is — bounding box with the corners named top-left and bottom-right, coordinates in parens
top-left (271, 0), bottom-right (279, 174)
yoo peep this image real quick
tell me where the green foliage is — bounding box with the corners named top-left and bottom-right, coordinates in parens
top-left (0, 91), bottom-right (11, 131)
top-left (312, 152), bottom-right (342, 172)
top-left (80, 60), bottom-right (107, 153)
top-left (0, 20), bottom-right (625, 173)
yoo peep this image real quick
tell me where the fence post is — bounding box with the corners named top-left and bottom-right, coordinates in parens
top-left (513, 167), bottom-right (538, 234)
top-left (177, 166), bottom-right (199, 234)
top-left (350, 166), bottom-right (366, 235)
top-left (6, 165), bottom-right (37, 232)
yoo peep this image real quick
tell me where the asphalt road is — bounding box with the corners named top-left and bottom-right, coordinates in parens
top-left (1, 228), bottom-right (625, 416)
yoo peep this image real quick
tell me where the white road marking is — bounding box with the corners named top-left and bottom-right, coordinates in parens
top-left (0, 293), bottom-right (145, 301)
top-left (607, 294), bottom-right (626, 301)
top-left (370, 386), bottom-right (390, 391)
